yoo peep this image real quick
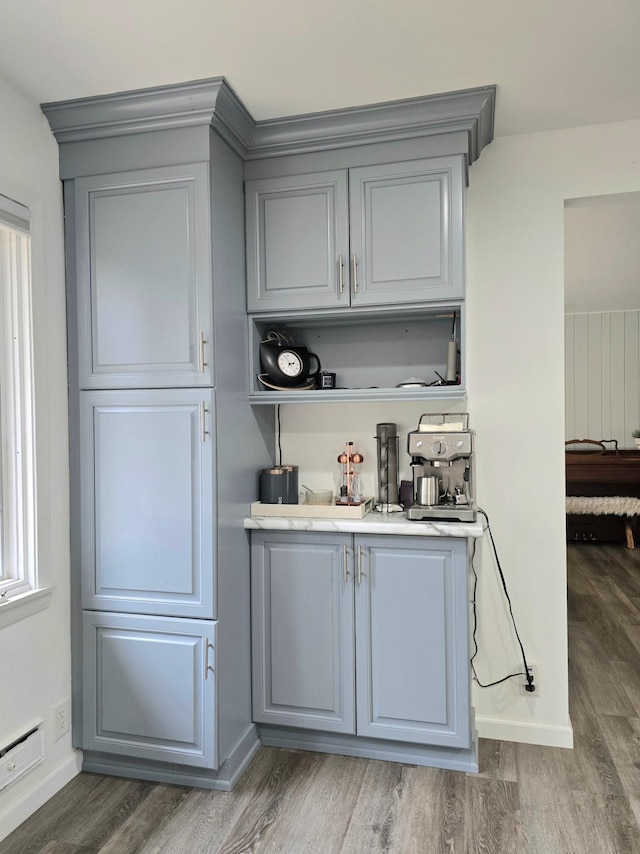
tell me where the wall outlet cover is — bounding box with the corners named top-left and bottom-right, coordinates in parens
top-left (521, 664), bottom-right (539, 697)
top-left (53, 699), bottom-right (70, 741)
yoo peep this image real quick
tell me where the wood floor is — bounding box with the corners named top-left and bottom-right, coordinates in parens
top-left (2, 544), bottom-right (640, 854)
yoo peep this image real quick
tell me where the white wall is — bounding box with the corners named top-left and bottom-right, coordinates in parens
top-left (280, 117), bottom-right (640, 748)
top-left (565, 192), bottom-right (640, 313)
top-left (0, 74), bottom-right (80, 841)
top-left (464, 117), bottom-right (640, 744)
top-left (565, 310), bottom-right (640, 445)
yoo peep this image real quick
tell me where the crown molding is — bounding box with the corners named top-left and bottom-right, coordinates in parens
top-left (247, 86), bottom-right (496, 164)
top-left (41, 77), bottom-right (254, 158)
top-left (42, 80), bottom-right (495, 166)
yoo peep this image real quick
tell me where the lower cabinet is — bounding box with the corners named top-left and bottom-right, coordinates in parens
top-left (251, 533), bottom-right (355, 733)
top-left (251, 531), bottom-right (471, 750)
top-left (82, 611), bottom-right (217, 768)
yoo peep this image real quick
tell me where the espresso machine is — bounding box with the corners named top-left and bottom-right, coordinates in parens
top-left (406, 413), bottom-right (476, 522)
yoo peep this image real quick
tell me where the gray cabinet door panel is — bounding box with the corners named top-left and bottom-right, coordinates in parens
top-left (75, 165), bottom-right (212, 388)
top-left (83, 612), bottom-right (217, 768)
top-left (251, 531), bottom-right (355, 732)
top-left (349, 156), bottom-right (464, 305)
top-left (246, 172), bottom-right (349, 312)
top-left (81, 389), bottom-right (215, 618)
top-left (355, 535), bottom-right (470, 747)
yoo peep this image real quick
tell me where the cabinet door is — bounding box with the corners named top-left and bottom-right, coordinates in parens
top-left (80, 389), bottom-right (215, 618)
top-left (251, 531), bottom-right (355, 732)
top-left (74, 164), bottom-right (212, 388)
top-left (83, 612), bottom-right (217, 768)
top-left (355, 535), bottom-right (470, 747)
top-left (349, 156), bottom-right (464, 306)
top-left (245, 172), bottom-right (350, 312)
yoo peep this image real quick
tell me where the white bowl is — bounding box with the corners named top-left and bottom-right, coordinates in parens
top-left (305, 490), bottom-right (334, 505)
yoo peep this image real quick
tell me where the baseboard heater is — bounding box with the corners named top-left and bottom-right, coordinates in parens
top-left (0, 723), bottom-right (44, 790)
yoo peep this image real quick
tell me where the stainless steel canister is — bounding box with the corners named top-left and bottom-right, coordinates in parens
top-left (416, 476), bottom-right (439, 506)
top-left (280, 465), bottom-right (299, 504)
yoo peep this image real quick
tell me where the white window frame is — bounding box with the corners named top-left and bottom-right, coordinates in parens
top-left (0, 193), bottom-right (49, 625)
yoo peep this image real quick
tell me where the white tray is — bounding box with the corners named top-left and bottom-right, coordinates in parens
top-left (251, 497), bottom-right (374, 519)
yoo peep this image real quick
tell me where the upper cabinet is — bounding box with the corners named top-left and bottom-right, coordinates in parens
top-left (74, 164), bottom-right (213, 389)
top-left (349, 157), bottom-right (463, 308)
top-left (246, 170), bottom-right (349, 312)
top-left (246, 156), bottom-right (464, 314)
top-left (241, 82), bottom-right (495, 401)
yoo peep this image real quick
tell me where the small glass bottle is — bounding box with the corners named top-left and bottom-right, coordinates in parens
top-left (350, 451), bottom-right (364, 504)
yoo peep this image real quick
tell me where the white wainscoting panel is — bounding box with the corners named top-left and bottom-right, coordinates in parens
top-left (565, 311), bottom-right (640, 446)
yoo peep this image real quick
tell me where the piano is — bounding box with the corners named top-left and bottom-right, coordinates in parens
top-left (566, 449), bottom-right (640, 544)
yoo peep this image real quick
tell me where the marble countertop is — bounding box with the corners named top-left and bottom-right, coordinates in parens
top-left (244, 510), bottom-right (484, 538)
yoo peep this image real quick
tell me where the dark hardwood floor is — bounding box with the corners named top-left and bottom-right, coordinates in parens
top-left (2, 544), bottom-right (640, 853)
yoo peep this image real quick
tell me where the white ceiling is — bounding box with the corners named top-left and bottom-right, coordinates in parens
top-left (1, 0), bottom-right (639, 137)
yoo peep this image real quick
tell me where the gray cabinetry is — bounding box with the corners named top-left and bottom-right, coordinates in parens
top-left (251, 531), bottom-right (471, 751)
top-left (74, 164), bottom-right (212, 389)
top-left (245, 156), bottom-right (464, 314)
top-left (245, 171), bottom-right (349, 312)
top-left (251, 532), bottom-right (355, 732)
top-left (83, 612), bottom-right (217, 768)
top-left (80, 389), bottom-right (215, 618)
top-left (43, 78), bottom-right (494, 786)
top-left (349, 159), bottom-right (463, 307)
top-left (354, 535), bottom-right (469, 748)
top-left (44, 80), bottom-right (272, 789)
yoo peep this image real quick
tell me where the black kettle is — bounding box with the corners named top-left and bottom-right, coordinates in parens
top-left (259, 336), bottom-right (321, 388)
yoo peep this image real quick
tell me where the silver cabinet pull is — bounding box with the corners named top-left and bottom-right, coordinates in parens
top-left (343, 544), bottom-right (348, 584)
top-left (199, 331), bottom-right (206, 373)
top-left (204, 641), bottom-right (214, 680)
top-left (201, 402), bottom-right (207, 443)
top-left (352, 254), bottom-right (358, 294)
top-left (338, 254), bottom-right (344, 294)
top-left (357, 545), bottom-right (363, 584)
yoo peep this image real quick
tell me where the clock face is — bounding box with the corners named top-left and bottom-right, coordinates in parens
top-left (277, 350), bottom-right (304, 378)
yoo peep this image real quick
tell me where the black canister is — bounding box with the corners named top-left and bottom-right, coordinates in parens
top-left (259, 467), bottom-right (289, 504)
top-left (318, 371), bottom-right (336, 389)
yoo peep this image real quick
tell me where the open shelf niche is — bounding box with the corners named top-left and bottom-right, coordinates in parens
top-left (248, 304), bottom-right (466, 404)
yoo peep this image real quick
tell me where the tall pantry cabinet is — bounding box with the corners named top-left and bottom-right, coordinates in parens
top-left (43, 81), bottom-right (273, 788)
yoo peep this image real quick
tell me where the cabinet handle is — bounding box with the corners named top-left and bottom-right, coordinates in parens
top-left (338, 254), bottom-right (344, 294)
top-left (352, 254), bottom-right (358, 294)
top-left (343, 544), bottom-right (348, 584)
top-left (357, 545), bottom-right (363, 584)
top-left (199, 332), bottom-right (206, 373)
top-left (201, 402), bottom-right (207, 443)
top-left (204, 641), bottom-right (214, 680)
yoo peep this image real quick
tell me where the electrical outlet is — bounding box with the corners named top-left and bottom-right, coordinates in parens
top-left (52, 699), bottom-right (70, 741)
top-left (520, 664), bottom-right (539, 697)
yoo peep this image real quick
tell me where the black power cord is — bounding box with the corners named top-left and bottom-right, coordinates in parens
top-left (276, 404), bottom-right (282, 467)
top-left (471, 508), bottom-right (536, 693)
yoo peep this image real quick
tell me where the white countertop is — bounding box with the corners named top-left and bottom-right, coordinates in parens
top-left (244, 510), bottom-right (483, 538)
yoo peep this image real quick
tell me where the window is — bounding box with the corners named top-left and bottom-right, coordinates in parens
top-left (0, 193), bottom-right (40, 613)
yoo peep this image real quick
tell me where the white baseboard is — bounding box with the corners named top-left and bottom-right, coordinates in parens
top-left (0, 751), bottom-right (82, 843)
top-left (476, 715), bottom-right (574, 748)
